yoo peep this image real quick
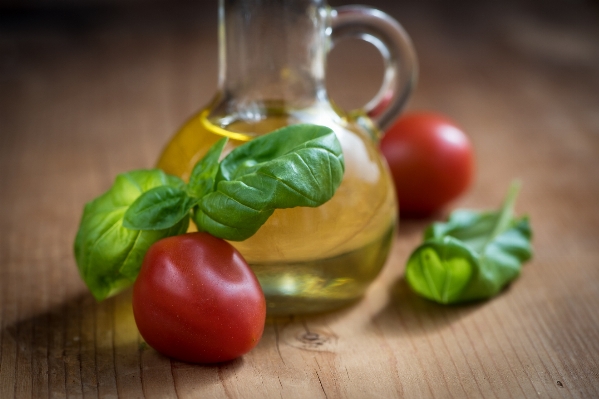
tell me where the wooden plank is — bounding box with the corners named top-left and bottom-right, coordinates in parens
top-left (95, 298), bottom-right (119, 399)
top-left (0, 262), bottom-right (18, 399)
top-left (112, 292), bottom-right (144, 399)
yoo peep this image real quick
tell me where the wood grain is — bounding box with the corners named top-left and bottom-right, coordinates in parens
top-left (1, 0), bottom-right (599, 398)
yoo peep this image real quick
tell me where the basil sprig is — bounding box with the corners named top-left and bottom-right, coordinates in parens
top-left (405, 182), bottom-right (532, 304)
top-left (193, 124), bottom-right (344, 240)
top-left (74, 124), bottom-right (344, 300)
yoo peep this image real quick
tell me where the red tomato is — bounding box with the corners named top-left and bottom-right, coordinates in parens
top-left (380, 112), bottom-right (475, 216)
top-left (132, 232), bottom-right (266, 363)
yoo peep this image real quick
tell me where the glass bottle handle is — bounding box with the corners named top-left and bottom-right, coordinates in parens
top-left (330, 6), bottom-right (418, 132)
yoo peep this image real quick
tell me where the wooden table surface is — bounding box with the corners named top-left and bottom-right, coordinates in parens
top-left (1, 0), bottom-right (599, 398)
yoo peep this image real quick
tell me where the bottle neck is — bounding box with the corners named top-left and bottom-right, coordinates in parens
top-left (217, 0), bottom-right (329, 117)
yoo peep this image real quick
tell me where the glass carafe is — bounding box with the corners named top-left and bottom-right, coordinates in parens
top-left (157, 0), bottom-right (417, 315)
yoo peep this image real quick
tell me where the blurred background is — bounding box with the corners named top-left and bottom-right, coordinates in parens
top-left (2, 0), bottom-right (598, 144)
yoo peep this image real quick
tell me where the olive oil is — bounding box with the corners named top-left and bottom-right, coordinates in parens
top-left (157, 103), bottom-right (397, 315)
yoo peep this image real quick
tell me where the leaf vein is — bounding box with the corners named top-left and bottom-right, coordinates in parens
top-left (119, 230), bottom-right (142, 276)
top-left (296, 153), bottom-right (319, 188)
top-left (218, 190), bottom-right (264, 213)
top-left (255, 170), bottom-right (319, 204)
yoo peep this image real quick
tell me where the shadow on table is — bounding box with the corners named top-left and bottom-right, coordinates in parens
top-left (371, 276), bottom-right (488, 337)
top-left (1, 290), bottom-right (242, 396)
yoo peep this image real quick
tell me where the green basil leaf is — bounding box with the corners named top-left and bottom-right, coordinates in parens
top-left (193, 124), bottom-right (345, 241)
top-left (123, 186), bottom-right (197, 230)
top-left (406, 182), bottom-right (533, 304)
top-left (406, 236), bottom-right (479, 304)
top-left (187, 137), bottom-right (228, 199)
top-left (74, 169), bottom-right (188, 301)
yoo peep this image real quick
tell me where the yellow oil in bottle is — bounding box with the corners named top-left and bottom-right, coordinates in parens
top-left (157, 103), bottom-right (397, 315)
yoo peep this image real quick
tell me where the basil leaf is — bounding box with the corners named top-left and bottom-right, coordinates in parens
top-left (74, 170), bottom-right (189, 301)
top-left (193, 124), bottom-right (345, 241)
top-left (406, 236), bottom-right (479, 304)
top-left (123, 186), bottom-right (197, 230)
top-left (406, 182), bottom-right (533, 304)
top-left (187, 137), bottom-right (228, 199)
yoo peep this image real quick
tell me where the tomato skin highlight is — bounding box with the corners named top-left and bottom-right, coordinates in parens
top-left (380, 112), bottom-right (475, 216)
top-left (132, 232), bottom-right (266, 364)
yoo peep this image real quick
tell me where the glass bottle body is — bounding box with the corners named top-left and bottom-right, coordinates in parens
top-left (157, 0), bottom-right (416, 314)
top-left (157, 103), bottom-right (396, 314)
